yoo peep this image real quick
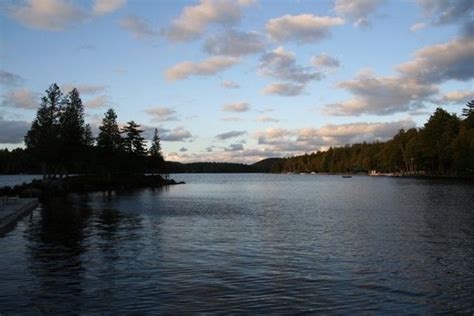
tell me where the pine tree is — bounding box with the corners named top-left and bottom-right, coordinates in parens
top-left (122, 121), bottom-right (146, 156)
top-left (24, 83), bottom-right (63, 179)
top-left (149, 128), bottom-right (164, 173)
top-left (149, 128), bottom-right (162, 158)
top-left (462, 100), bottom-right (474, 117)
top-left (60, 88), bottom-right (86, 175)
top-left (97, 108), bottom-right (122, 151)
top-left (83, 124), bottom-right (94, 146)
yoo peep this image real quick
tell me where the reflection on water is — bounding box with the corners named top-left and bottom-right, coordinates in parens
top-left (0, 174), bottom-right (473, 313)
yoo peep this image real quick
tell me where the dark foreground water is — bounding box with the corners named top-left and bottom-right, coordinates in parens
top-left (0, 174), bottom-right (473, 313)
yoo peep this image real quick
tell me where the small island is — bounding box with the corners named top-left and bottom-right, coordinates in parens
top-left (0, 83), bottom-right (184, 199)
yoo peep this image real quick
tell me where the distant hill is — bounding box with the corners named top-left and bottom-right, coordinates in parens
top-left (164, 158), bottom-right (282, 173)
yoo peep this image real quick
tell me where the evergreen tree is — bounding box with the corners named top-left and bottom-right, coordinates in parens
top-left (149, 128), bottom-right (162, 158)
top-left (24, 83), bottom-right (63, 179)
top-left (97, 108), bottom-right (121, 151)
top-left (149, 128), bottom-right (164, 173)
top-left (122, 121), bottom-right (146, 156)
top-left (83, 124), bottom-right (94, 147)
top-left (60, 88), bottom-right (86, 174)
top-left (462, 100), bottom-right (474, 128)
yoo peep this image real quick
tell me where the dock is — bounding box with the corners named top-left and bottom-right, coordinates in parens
top-left (0, 198), bottom-right (39, 235)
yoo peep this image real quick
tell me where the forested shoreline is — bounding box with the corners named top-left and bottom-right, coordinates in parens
top-left (272, 102), bottom-right (474, 176)
top-left (0, 83), bottom-right (473, 178)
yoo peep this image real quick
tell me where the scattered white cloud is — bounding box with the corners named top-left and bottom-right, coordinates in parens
top-left (410, 22), bottom-right (427, 32)
top-left (165, 56), bottom-right (239, 81)
top-left (334, 0), bottom-right (385, 27)
top-left (221, 101), bottom-right (250, 112)
top-left (221, 79), bottom-right (240, 89)
top-left (0, 70), bottom-right (24, 86)
top-left (266, 14), bottom-right (344, 43)
top-left (93, 0), bottom-right (126, 15)
top-left (311, 53), bottom-right (340, 68)
top-left (224, 143), bottom-right (244, 151)
top-left (204, 29), bottom-right (266, 56)
top-left (324, 70), bottom-right (437, 116)
top-left (1, 88), bottom-right (38, 109)
top-left (221, 116), bottom-right (244, 122)
top-left (215, 130), bottom-right (247, 140)
top-left (145, 107), bottom-right (178, 122)
top-left (256, 115), bottom-right (279, 123)
top-left (416, 0), bottom-right (474, 25)
top-left (160, 127), bottom-right (193, 142)
top-left (8, 0), bottom-right (88, 31)
top-left (259, 47), bottom-right (322, 83)
top-left (61, 84), bottom-right (107, 95)
top-left (84, 95), bottom-right (108, 108)
top-left (119, 16), bottom-right (158, 39)
top-left (165, 0), bottom-right (255, 42)
top-left (439, 90), bottom-right (474, 104)
top-left (397, 36), bottom-right (474, 84)
top-left (262, 82), bottom-right (305, 96)
top-left (179, 147), bottom-right (188, 152)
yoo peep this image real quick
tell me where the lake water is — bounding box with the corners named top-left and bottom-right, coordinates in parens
top-left (0, 174), bottom-right (473, 313)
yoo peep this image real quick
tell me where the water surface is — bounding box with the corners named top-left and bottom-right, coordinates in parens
top-left (0, 174), bottom-right (473, 313)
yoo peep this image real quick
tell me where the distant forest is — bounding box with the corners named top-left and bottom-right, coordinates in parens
top-left (0, 83), bottom-right (473, 177)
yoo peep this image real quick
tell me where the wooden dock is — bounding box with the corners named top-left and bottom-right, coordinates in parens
top-left (0, 198), bottom-right (39, 235)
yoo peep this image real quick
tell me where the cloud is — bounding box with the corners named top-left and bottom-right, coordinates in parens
top-left (334, 0), bottom-right (385, 27)
top-left (119, 16), bottom-right (158, 39)
top-left (165, 56), bottom-right (239, 81)
top-left (262, 82), bottom-right (305, 96)
top-left (224, 143), bottom-right (244, 151)
top-left (215, 130), bottom-right (246, 140)
top-left (7, 0), bottom-right (126, 31)
top-left (144, 107), bottom-right (178, 122)
top-left (179, 147), bottom-right (188, 152)
top-left (312, 53), bottom-right (340, 68)
top-left (221, 116), bottom-right (243, 122)
top-left (256, 115), bottom-right (279, 123)
top-left (397, 36), bottom-right (474, 84)
top-left (61, 84), bottom-right (107, 94)
top-left (410, 22), bottom-right (427, 32)
top-left (93, 0), bottom-right (126, 15)
top-left (416, 0), bottom-right (474, 25)
top-left (0, 70), bottom-right (24, 86)
top-left (439, 90), bottom-right (474, 104)
top-left (296, 120), bottom-right (415, 144)
top-left (259, 47), bottom-right (322, 83)
top-left (0, 118), bottom-right (30, 144)
top-left (324, 70), bottom-right (437, 116)
top-left (265, 14), bottom-right (344, 43)
top-left (221, 101), bottom-right (250, 112)
top-left (160, 127), bottom-right (193, 142)
top-left (1, 88), bottom-right (38, 109)
top-left (204, 29), bottom-right (266, 56)
top-left (165, 0), bottom-right (255, 42)
top-left (8, 0), bottom-right (89, 31)
top-left (221, 79), bottom-right (240, 89)
top-left (84, 95), bottom-right (108, 108)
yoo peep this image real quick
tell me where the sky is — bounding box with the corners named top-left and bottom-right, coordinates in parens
top-left (0, 0), bottom-right (473, 163)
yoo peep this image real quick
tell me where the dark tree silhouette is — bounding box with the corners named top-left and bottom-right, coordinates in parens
top-left (97, 108), bottom-right (121, 151)
top-left (24, 83), bottom-right (63, 179)
top-left (149, 128), bottom-right (164, 174)
top-left (122, 121), bottom-right (146, 156)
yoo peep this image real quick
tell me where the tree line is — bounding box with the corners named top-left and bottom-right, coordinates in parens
top-left (272, 102), bottom-right (474, 176)
top-left (2, 83), bottom-right (164, 178)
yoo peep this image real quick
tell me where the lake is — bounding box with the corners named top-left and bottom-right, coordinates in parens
top-left (0, 174), bottom-right (473, 313)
